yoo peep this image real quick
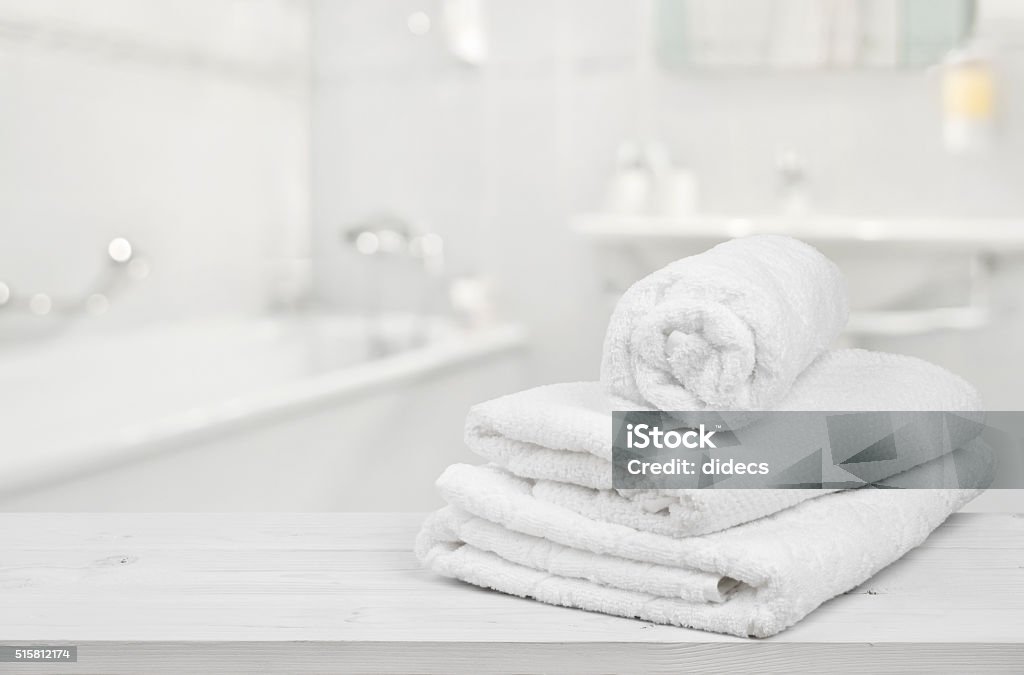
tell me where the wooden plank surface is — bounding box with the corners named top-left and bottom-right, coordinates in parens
top-left (0, 512), bottom-right (1021, 673)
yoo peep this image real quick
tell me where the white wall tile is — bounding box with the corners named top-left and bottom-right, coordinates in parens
top-left (0, 0), bottom-right (310, 333)
top-left (309, 0), bottom-right (1024, 395)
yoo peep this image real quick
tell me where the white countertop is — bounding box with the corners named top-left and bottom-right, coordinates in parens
top-left (1, 512), bottom-right (1021, 673)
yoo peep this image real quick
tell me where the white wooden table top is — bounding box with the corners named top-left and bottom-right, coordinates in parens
top-left (1, 512), bottom-right (1022, 673)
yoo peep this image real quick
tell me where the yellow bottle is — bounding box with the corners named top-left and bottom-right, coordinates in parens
top-left (943, 50), bottom-right (995, 152)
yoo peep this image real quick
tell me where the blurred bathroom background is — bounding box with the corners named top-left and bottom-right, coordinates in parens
top-left (1, 0), bottom-right (1022, 511)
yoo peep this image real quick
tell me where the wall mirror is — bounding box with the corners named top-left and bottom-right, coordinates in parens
top-left (655, 0), bottom-right (976, 69)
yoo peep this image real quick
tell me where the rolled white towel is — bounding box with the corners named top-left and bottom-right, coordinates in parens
top-left (601, 235), bottom-right (848, 411)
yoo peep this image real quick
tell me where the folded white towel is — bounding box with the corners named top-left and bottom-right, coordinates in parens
top-left (416, 444), bottom-right (991, 638)
top-left (467, 349), bottom-right (981, 535)
top-left (600, 235), bottom-right (848, 412)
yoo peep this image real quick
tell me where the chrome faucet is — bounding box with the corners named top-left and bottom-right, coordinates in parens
top-left (776, 149), bottom-right (810, 216)
top-left (0, 237), bottom-right (148, 317)
top-left (342, 215), bottom-right (445, 276)
top-left (341, 215), bottom-right (447, 355)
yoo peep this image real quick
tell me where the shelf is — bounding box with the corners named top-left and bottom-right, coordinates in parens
top-left (572, 213), bottom-right (1024, 253)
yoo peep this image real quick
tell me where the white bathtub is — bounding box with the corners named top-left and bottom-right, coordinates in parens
top-left (0, 314), bottom-right (527, 510)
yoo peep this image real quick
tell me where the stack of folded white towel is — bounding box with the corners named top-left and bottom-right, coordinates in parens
top-left (416, 235), bottom-right (992, 638)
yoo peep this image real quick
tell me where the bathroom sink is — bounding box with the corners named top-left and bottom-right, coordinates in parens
top-left (573, 213), bottom-right (1024, 338)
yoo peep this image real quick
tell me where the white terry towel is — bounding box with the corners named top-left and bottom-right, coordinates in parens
top-left (467, 349), bottom-right (981, 536)
top-left (601, 235), bottom-right (848, 412)
top-left (416, 443), bottom-right (992, 638)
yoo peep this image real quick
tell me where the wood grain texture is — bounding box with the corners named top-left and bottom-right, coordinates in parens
top-left (0, 512), bottom-right (1021, 673)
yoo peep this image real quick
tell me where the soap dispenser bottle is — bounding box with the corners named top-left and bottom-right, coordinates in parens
top-left (605, 142), bottom-right (653, 215)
